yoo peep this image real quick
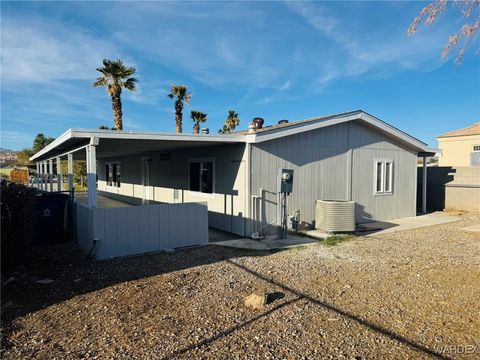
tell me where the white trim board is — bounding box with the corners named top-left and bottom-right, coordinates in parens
top-left (30, 110), bottom-right (430, 161)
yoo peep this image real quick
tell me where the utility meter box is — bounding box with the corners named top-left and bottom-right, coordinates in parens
top-left (277, 169), bottom-right (294, 193)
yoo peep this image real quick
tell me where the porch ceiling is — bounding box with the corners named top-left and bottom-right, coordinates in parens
top-left (30, 129), bottom-right (246, 161)
top-left (94, 138), bottom-right (241, 159)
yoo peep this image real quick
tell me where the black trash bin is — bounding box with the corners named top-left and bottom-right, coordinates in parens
top-left (32, 193), bottom-right (72, 244)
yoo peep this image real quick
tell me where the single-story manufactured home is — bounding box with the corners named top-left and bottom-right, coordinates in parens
top-left (30, 110), bottom-right (433, 259)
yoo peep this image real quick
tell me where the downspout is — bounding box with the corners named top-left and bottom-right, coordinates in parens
top-left (346, 121), bottom-right (353, 201)
top-left (245, 143), bottom-right (252, 237)
top-left (422, 156), bottom-right (427, 213)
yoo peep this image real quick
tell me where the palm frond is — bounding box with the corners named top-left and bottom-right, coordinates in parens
top-left (123, 77), bottom-right (138, 91)
top-left (93, 77), bottom-right (108, 87)
top-left (190, 110), bottom-right (207, 123)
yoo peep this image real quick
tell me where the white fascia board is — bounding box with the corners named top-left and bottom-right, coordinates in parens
top-left (30, 128), bottom-right (247, 161)
top-left (30, 129), bottom-right (73, 161)
top-left (249, 112), bottom-right (429, 152)
top-left (359, 113), bottom-right (429, 152)
top-left (70, 129), bottom-right (247, 143)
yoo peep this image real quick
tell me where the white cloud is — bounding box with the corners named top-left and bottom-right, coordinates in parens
top-left (1, 17), bottom-right (121, 85)
top-left (285, 1), bottom-right (452, 86)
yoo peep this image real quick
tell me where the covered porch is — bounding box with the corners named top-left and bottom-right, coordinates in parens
top-left (29, 129), bottom-right (247, 259)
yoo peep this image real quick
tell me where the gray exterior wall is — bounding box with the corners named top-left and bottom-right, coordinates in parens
top-left (97, 143), bottom-right (248, 236)
top-left (250, 121), bottom-right (417, 232)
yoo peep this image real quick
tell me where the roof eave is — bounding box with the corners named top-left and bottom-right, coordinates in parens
top-left (29, 129), bottom-right (73, 161)
top-left (29, 129), bottom-right (247, 162)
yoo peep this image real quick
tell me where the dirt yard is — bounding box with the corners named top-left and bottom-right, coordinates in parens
top-left (2, 211), bottom-right (479, 359)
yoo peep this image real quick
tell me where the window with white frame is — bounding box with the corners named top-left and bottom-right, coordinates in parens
top-left (473, 145), bottom-right (480, 152)
top-left (105, 162), bottom-right (121, 187)
top-left (374, 160), bottom-right (393, 194)
top-left (189, 160), bottom-right (214, 193)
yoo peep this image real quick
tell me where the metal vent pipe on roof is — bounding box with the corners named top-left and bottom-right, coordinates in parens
top-left (278, 119), bottom-right (289, 125)
top-left (253, 117), bottom-right (264, 129)
top-left (201, 128), bottom-right (209, 134)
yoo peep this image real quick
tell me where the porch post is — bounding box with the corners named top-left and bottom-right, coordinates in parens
top-left (422, 156), bottom-right (427, 214)
top-left (48, 159), bottom-right (54, 192)
top-left (68, 153), bottom-right (74, 192)
top-left (43, 162), bottom-right (48, 190)
top-left (56, 157), bottom-right (62, 191)
top-left (44, 161), bottom-right (47, 190)
top-left (36, 162), bottom-right (40, 188)
top-left (40, 162), bottom-right (45, 190)
top-left (86, 140), bottom-right (97, 208)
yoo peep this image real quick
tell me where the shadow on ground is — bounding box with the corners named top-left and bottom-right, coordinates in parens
top-left (162, 259), bottom-right (450, 360)
top-left (1, 242), bottom-right (277, 326)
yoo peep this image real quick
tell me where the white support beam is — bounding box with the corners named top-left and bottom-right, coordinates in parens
top-left (56, 157), bottom-right (62, 191)
top-left (42, 161), bottom-right (47, 190)
top-left (422, 156), bottom-right (427, 214)
top-left (44, 162), bottom-right (48, 190)
top-left (68, 153), bottom-right (74, 193)
top-left (86, 144), bottom-right (97, 207)
top-left (48, 159), bottom-right (54, 192)
top-left (36, 162), bottom-right (40, 189)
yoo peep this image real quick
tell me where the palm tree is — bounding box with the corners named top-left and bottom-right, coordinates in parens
top-left (94, 59), bottom-right (137, 130)
top-left (167, 84), bottom-right (192, 133)
top-left (219, 110), bottom-right (240, 133)
top-left (190, 111), bottom-right (207, 134)
top-left (225, 110), bottom-right (240, 131)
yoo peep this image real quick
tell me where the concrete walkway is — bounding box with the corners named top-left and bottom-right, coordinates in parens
top-left (361, 212), bottom-right (461, 237)
top-left (212, 235), bottom-right (317, 251)
top-left (212, 212), bottom-right (461, 250)
top-left (75, 194), bottom-right (134, 208)
top-left (461, 224), bottom-right (480, 233)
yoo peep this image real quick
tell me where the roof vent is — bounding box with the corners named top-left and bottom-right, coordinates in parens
top-left (278, 119), bottom-right (289, 125)
top-left (253, 117), bottom-right (264, 129)
top-left (248, 123), bottom-right (256, 134)
top-left (201, 128), bottom-right (209, 135)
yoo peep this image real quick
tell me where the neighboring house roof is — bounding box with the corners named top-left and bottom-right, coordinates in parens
top-left (437, 122), bottom-right (480, 138)
top-left (30, 110), bottom-right (430, 161)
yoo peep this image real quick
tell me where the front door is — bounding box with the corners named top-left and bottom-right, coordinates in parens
top-left (142, 158), bottom-right (152, 204)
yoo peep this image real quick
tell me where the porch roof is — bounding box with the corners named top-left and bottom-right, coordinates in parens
top-left (30, 129), bottom-right (247, 161)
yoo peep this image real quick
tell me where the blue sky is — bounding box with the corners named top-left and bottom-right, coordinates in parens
top-left (1, 1), bottom-right (479, 150)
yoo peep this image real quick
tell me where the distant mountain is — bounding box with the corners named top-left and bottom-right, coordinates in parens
top-left (0, 147), bottom-right (14, 152)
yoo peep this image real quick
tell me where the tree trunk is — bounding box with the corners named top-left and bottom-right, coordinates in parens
top-left (175, 99), bottom-right (183, 133)
top-left (111, 91), bottom-right (123, 130)
top-left (193, 122), bottom-right (200, 134)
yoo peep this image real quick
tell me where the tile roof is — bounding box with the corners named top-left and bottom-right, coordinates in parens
top-left (437, 122), bottom-right (480, 138)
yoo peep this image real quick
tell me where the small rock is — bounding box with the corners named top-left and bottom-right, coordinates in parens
top-left (36, 278), bottom-right (54, 284)
top-left (244, 291), bottom-right (267, 311)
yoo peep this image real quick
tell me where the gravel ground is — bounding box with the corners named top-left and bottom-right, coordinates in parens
top-left (2, 211), bottom-right (479, 359)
